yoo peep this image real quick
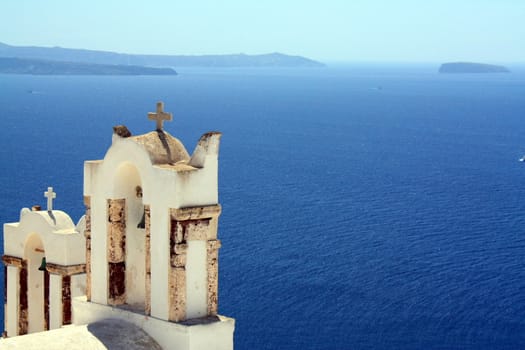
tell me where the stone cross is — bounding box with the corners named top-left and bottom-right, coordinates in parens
top-left (44, 187), bottom-right (56, 211)
top-left (148, 101), bottom-right (173, 131)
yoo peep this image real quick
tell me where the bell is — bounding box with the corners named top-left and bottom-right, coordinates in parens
top-left (137, 210), bottom-right (146, 229)
top-left (38, 257), bottom-right (47, 271)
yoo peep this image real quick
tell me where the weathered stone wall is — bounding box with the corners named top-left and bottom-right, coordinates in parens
top-left (84, 196), bottom-right (92, 301)
top-left (169, 218), bottom-right (187, 322)
top-left (19, 263), bottom-right (28, 335)
top-left (3, 265), bottom-right (6, 335)
top-left (43, 271), bottom-right (49, 330)
top-left (207, 239), bottom-right (221, 315)
top-left (62, 276), bottom-right (71, 325)
top-left (144, 205), bottom-right (151, 315)
top-left (107, 199), bottom-right (126, 305)
top-left (168, 205), bottom-right (222, 322)
top-left (45, 263), bottom-right (86, 276)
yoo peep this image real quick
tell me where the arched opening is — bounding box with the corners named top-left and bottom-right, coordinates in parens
top-left (23, 233), bottom-right (49, 333)
top-left (113, 162), bottom-right (146, 312)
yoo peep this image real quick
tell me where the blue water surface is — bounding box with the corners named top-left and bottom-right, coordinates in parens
top-left (0, 65), bottom-right (524, 349)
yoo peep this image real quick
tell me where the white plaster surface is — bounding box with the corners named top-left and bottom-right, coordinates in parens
top-left (76, 215), bottom-right (86, 235)
top-left (185, 240), bottom-right (207, 319)
top-left (49, 274), bottom-right (62, 330)
top-left (118, 164), bottom-right (146, 309)
top-left (3, 210), bottom-right (85, 266)
top-left (6, 266), bottom-right (19, 337)
top-left (84, 130), bottom-right (220, 212)
top-left (149, 204), bottom-right (170, 320)
top-left (25, 234), bottom-right (45, 334)
top-left (0, 319), bottom-right (162, 349)
top-left (71, 274), bottom-right (86, 298)
top-left (72, 297), bottom-right (234, 350)
top-left (89, 195), bottom-right (108, 305)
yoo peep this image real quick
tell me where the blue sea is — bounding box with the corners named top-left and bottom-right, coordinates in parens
top-left (1, 65), bottom-right (524, 349)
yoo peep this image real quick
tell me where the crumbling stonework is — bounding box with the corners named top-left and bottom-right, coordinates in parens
top-left (168, 205), bottom-right (222, 321)
top-left (44, 271), bottom-right (49, 330)
top-left (19, 263), bottom-right (28, 335)
top-left (84, 196), bottom-right (92, 301)
top-left (45, 263), bottom-right (86, 276)
top-left (108, 222), bottom-right (126, 262)
top-left (62, 276), bottom-right (71, 325)
top-left (107, 199), bottom-right (126, 305)
top-left (144, 205), bottom-right (151, 316)
top-left (2, 265), bottom-right (4, 338)
top-left (169, 267), bottom-right (186, 322)
top-left (108, 262), bottom-right (126, 305)
top-left (169, 215), bottom-right (187, 322)
top-left (185, 220), bottom-right (209, 241)
top-left (3, 265), bottom-right (6, 329)
top-left (107, 199), bottom-right (125, 251)
top-left (170, 205), bottom-right (221, 222)
top-left (2, 255), bottom-right (25, 268)
top-left (207, 240), bottom-right (221, 315)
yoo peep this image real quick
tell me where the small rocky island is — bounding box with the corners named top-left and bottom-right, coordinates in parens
top-left (0, 57), bottom-right (177, 75)
top-left (439, 62), bottom-right (510, 74)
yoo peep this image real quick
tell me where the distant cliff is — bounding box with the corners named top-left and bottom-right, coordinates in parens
top-left (439, 62), bottom-right (509, 73)
top-left (0, 42), bottom-right (324, 68)
top-left (0, 57), bottom-right (177, 75)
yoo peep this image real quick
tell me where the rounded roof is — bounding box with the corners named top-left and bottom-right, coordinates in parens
top-left (130, 130), bottom-right (190, 165)
top-left (20, 210), bottom-right (76, 234)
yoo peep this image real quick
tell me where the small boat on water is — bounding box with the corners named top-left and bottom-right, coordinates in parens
top-left (519, 156), bottom-right (525, 162)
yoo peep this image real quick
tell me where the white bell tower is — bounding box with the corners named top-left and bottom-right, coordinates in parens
top-left (78, 102), bottom-right (234, 349)
top-left (2, 188), bottom-right (86, 337)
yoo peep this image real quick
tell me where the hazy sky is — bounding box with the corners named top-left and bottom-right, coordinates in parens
top-left (1, 0), bottom-right (523, 62)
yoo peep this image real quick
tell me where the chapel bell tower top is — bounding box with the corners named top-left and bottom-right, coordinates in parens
top-left (83, 101), bottom-right (223, 322)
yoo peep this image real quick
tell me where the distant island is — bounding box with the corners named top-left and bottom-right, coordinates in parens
top-left (439, 62), bottom-right (510, 74)
top-left (0, 57), bottom-right (177, 75)
top-left (0, 42), bottom-right (324, 70)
